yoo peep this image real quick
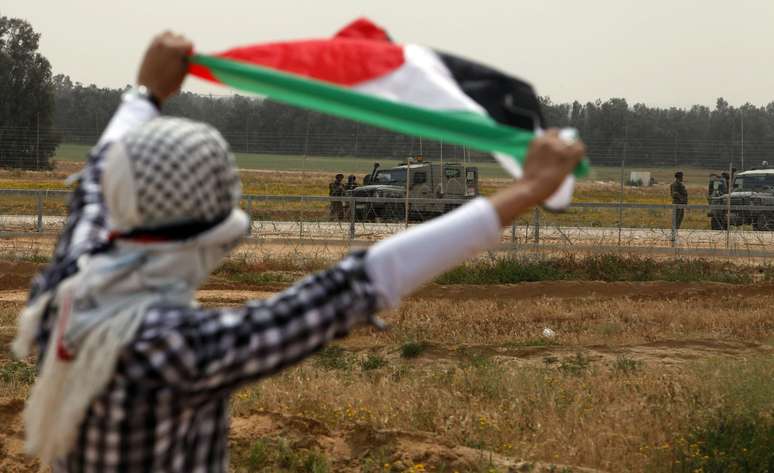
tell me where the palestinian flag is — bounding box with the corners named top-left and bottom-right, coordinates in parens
top-left (188, 18), bottom-right (587, 206)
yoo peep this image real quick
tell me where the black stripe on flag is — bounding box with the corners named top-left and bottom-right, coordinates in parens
top-left (436, 51), bottom-right (546, 132)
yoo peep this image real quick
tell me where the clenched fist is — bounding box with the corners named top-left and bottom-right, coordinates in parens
top-left (489, 129), bottom-right (586, 225)
top-left (137, 32), bottom-right (194, 103)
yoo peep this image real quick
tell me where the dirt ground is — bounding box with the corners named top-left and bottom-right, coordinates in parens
top-left (0, 260), bottom-right (772, 472)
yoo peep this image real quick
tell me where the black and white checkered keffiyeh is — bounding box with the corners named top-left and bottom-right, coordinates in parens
top-left (107, 117), bottom-right (242, 230)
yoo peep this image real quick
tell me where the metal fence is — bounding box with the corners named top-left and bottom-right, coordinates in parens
top-left (4, 122), bottom-right (774, 171)
top-left (5, 189), bottom-right (774, 260)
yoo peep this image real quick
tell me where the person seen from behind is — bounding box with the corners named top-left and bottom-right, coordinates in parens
top-left (12, 32), bottom-right (585, 472)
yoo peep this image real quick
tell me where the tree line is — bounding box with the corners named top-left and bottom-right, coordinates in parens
top-left (0, 15), bottom-right (58, 169)
top-left (3, 15), bottom-right (773, 170)
top-left (50, 79), bottom-right (774, 169)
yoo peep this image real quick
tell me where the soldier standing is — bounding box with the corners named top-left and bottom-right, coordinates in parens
top-left (346, 174), bottom-right (358, 191)
top-left (342, 175), bottom-right (359, 218)
top-left (671, 171), bottom-right (688, 238)
top-left (329, 173), bottom-right (345, 219)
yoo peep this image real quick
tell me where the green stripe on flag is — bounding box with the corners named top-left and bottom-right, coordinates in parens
top-left (189, 54), bottom-right (589, 177)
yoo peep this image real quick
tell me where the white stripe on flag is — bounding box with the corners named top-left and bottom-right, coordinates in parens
top-left (354, 45), bottom-right (487, 114)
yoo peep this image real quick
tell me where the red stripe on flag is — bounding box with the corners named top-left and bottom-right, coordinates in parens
top-left (196, 39), bottom-right (404, 87)
top-left (334, 18), bottom-right (392, 42)
top-left (188, 59), bottom-right (222, 84)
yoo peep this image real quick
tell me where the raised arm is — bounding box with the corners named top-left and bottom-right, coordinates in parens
top-left (28, 33), bottom-right (191, 301)
top-left (127, 131), bottom-right (584, 397)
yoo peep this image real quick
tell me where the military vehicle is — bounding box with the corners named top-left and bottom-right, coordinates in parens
top-left (347, 159), bottom-right (479, 221)
top-left (708, 164), bottom-right (774, 230)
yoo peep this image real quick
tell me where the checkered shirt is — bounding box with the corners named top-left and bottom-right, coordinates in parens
top-left (29, 144), bottom-right (379, 473)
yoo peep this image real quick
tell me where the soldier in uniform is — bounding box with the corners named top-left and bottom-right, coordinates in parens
top-left (329, 173), bottom-right (345, 220)
top-left (670, 171), bottom-right (688, 233)
top-left (342, 175), bottom-right (359, 217)
top-left (721, 172), bottom-right (730, 195)
top-left (346, 175), bottom-right (358, 191)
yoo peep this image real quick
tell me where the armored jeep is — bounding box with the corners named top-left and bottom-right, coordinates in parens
top-left (708, 166), bottom-right (774, 230)
top-left (347, 159), bottom-right (479, 221)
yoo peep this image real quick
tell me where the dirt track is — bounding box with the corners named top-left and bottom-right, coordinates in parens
top-left (5, 258), bottom-right (774, 301)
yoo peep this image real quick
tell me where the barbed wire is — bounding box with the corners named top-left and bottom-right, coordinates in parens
top-left (3, 190), bottom-right (774, 259)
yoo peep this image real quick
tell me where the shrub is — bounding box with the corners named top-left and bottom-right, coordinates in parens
top-left (668, 414), bottom-right (773, 472)
top-left (400, 341), bottom-right (428, 359)
top-left (239, 437), bottom-right (331, 473)
top-left (315, 345), bottom-right (352, 370)
top-left (557, 353), bottom-right (591, 377)
top-left (437, 255), bottom-right (755, 285)
top-left (0, 360), bottom-right (36, 386)
top-left (612, 355), bottom-right (642, 375)
top-left (360, 354), bottom-right (387, 371)
top-left (246, 439), bottom-right (270, 470)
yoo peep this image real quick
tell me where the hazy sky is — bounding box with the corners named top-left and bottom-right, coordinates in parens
top-left (4, 0), bottom-right (772, 108)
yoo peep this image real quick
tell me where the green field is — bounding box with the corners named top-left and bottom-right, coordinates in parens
top-left (56, 143), bottom-right (724, 186)
top-left (53, 144), bottom-right (94, 162)
top-left (54, 143), bottom-right (513, 178)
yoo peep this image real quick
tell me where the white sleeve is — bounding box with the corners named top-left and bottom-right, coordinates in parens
top-left (364, 197), bottom-right (502, 309)
top-left (96, 96), bottom-right (159, 147)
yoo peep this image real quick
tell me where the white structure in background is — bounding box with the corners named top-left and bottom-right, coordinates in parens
top-left (628, 171), bottom-right (653, 187)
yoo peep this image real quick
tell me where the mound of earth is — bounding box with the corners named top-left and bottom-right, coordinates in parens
top-left (0, 401), bottom-right (603, 473)
top-left (230, 413), bottom-right (606, 473)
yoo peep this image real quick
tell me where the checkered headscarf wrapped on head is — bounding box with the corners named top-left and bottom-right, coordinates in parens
top-left (104, 117), bottom-right (241, 231)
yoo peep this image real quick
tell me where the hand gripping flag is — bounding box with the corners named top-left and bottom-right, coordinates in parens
top-left (188, 18), bottom-right (588, 209)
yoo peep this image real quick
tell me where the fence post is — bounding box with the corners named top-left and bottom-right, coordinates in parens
top-left (618, 159), bottom-right (625, 246)
top-left (532, 207), bottom-right (540, 245)
top-left (511, 220), bottom-right (516, 243)
top-left (671, 204), bottom-right (677, 247)
top-left (726, 162), bottom-right (732, 250)
top-left (36, 191), bottom-right (43, 233)
top-left (246, 196), bottom-right (253, 236)
top-left (299, 196), bottom-right (304, 239)
top-left (349, 195), bottom-right (356, 242)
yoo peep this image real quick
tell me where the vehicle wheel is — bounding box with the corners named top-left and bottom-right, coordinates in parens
top-left (367, 205), bottom-right (380, 222)
top-left (710, 215), bottom-right (727, 230)
top-left (754, 214), bottom-right (772, 231)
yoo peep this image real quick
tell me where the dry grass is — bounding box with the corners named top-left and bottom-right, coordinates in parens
top-left (232, 349), bottom-right (772, 472)
top-left (225, 284), bottom-right (773, 472)
top-left (213, 254), bottom-right (772, 470)
top-left (368, 294), bottom-right (774, 347)
top-left (1, 254), bottom-right (772, 471)
top-left (0, 302), bottom-right (33, 399)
